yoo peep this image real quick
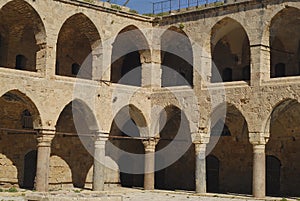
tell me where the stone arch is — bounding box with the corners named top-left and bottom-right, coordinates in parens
top-left (208, 102), bottom-right (252, 194)
top-left (51, 99), bottom-right (98, 189)
top-left (56, 13), bottom-right (102, 79)
top-left (268, 7), bottom-right (300, 78)
top-left (155, 105), bottom-right (195, 191)
top-left (161, 26), bottom-right (193, 87)
top-left (0, 89), bottom-right (41, 188)
top-left (106, 104), bottom-right (147, 188)
top-left (211, 17), bottom-right (250, 83)
top-left (111, 25), bottom-right (150, 86)
top-left (265, 98), bottom-right (300, 196)
top-left (0, 0), bottom-right (46, 72)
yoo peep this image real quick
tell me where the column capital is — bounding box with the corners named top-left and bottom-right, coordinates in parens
top-left (249, 132), bottom-right (269, 145)
top-left (142, 138), bottom-right (159, 153)
top-left (93, 131), bottom-right (109, 147)
top-left (36, 129), bottom-right (55, 147)
top-left (191, 132), bottom-right (210, 144)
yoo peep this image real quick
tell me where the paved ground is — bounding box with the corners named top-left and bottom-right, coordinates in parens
top-left (0, 187), bottom-right (299, 201)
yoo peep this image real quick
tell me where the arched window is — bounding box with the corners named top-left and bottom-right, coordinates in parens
top-left (71, 63), bottom-right (80, 76)
top-left (274, 63), bottom-right (285, 77)
top-left (21, 110), bottom-right (33, 129)
top-left (222, 68), bottom-right (232, 82)
top-left (15, 54), bottom-right (27, 70)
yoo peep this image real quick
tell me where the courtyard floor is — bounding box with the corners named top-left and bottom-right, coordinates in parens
top-left (0, 187), bottom-right (299, 201)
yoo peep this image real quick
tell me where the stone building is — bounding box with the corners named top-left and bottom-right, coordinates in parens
top-left (0, 0), bottom-right (299, 199)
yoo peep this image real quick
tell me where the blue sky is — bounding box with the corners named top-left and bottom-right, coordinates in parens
top-left (102, 0), bottom-right (163, 14)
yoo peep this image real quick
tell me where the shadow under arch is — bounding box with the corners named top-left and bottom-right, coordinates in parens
top-left (155, 105), bottom-right (195, 191)
top-left (111, 25), bottom-right (150, 86)
top-left (0, 0), bottom-right (46, 71)
top-left (106, 104), bottom-right (147, 188)
top-left (211, 17), bottom-right (250, 83)
top-left (0, 89), bottom-right (42, 189)
top-left (161, 26), bottom-right (193, 87)
top-left (265, 98), bottom-right (300, 197)
top-left (52, 99), bottom-right (98, 189)
top-left (268, 7), bottom-right (300, 78)
top-left (208, 102), bottom-right (252, 194)
top-left (56, 13), bottom-right (102, 79)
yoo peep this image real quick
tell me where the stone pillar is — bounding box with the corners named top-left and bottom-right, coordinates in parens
top-left (141, 49), bottom-right (161, 88)
top-left (250, 132), bottom-right (269, 198)
top-left (142, 138), bottom-right (157, 190)
top-left (35, 130), bottom-right (55, 192)
top-left (252, 144), bottom-right (266, 198)
top-left (250, 44), bottom-right (270, 86)
top-left (93, 132), bottom-right (107, 191)
top-left (194, 143), bottom-right (207, 194)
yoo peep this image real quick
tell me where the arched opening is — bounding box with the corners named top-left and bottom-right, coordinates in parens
top-left (0, 0), bottom-right (46, 71)
top-left (161, 27), bottom-right (193, 87)
top-left (106, 105), bottom-right (146, 188)
top-left (111, 25), bottom-right (150, 86)
top-left (52, 100), bottom-right (97, 189)
top-left (155, 105), bottom-right (195, 191)
top-left (270, 8), bottom-right (300, 78)
top-left (23, 150), bottom-right (37, 189)
top-left (56, 13), bottom-right (101, 79)
top-left (266, 99), bottom-right (300, 196)
top-left (206, 155), bottom-right (220, 193)
top-left (208, 103), bottom-right (252, 194)
top-left (266, 155), bottom-right (281, 196)
top-left (0, 90), bottom-right (40, 188)
top-left (211, 18), bottom-right (250, 83)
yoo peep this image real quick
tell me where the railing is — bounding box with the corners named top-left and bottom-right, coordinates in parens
top-left (152, 0), bottom-right (224, 14)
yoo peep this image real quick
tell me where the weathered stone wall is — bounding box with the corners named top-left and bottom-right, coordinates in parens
top-left (0, 0), bottom-right (299, 196)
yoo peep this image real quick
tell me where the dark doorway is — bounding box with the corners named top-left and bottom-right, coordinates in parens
top-left (206, 155), bottom-right (220, 193)
top-left (23, 150), bottom-right (37, 189)
top-left (119, 155), bottom-right (143, 188)
top-left (274, 63), bottom-right (286, 77)
top-left (266, 155), bottom-right (281, 196)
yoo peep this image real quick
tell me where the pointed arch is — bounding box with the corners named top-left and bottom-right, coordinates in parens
top-left (211, 17), bottom-right (250, 83)
top-left (269, 7), bottom-right (300, 78)
top-left (0, 0), bottom-right (46, 71)
top-left (56, 13), bottom-right (101, 79)
top-left (111, 25), bottom-right (150, 86)
top-left (161, 26), bottom-right (193, 87)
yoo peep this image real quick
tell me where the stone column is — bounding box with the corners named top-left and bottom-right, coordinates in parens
top-left (142, 138), bottom-right (158, 190)
top-left (93, 132), bottom-right (107, 191)
top-left (192, 132), bottom-right (209, 194)
top-left (252, 144), bottom-right (266, 198)
top-left (141, 49), bottom-right (161, 88)
top-left (194, 143), bottom-right (207, 194)
top-left (35, 129), bottom-right (55, 192)
top-left (250, 132), bottom-right (269, 198)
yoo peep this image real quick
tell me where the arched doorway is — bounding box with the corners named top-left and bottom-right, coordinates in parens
top-left (51, 100), bottom-right (97, 189)
top-left (208, 103), bottom-right (252, 194)
top-left (266, 155), bottom-right (281, 196)
top-left (106, 105), bottom-right (146, 188)
top-left (161, 27), bottom-right (193, 87)
top-left (23, 150), bottom-right (37, 189)
top-left (0, 90), bottom-right (40, 188)
top-left (155, 105), bottom-right (195, 191)
top-left (206, 155), bottom-right (220, 193)
top-left (266, 99), bottom-right (300, 196)
top-left (211, 18), bottom-right (250, 82)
